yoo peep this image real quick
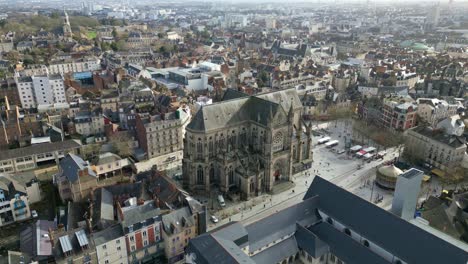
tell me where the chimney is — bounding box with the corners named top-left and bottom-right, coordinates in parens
top-left (391, 168), bottom-right (424, 221)
top-left (48, 228), bottom-right (54, 247)
top-left (116, 202), bottom-right (124, 221)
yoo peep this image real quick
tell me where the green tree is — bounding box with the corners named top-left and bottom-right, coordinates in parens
top-left (50, 12), bottom-right (60, 19)
top-left (112, 28), bottom-right (118, 38)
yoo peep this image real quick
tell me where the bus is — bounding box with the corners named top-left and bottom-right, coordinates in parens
top-left (325, 140), bottom-right (339, 148)
top-left (317, 137), bottom-right (331, 144)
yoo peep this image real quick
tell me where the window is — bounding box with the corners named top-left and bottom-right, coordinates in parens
top-left (105, 261), bottom-right (109, 264)
top-left (197, 165), bottom-right (204, 184)
top-left (143, 240), bottom-right (148, 246)
top-left (130, 236), bottom-right (134, 242)
top-left (363, 240), bottom-right (370, 247)
top-left (131, 245), bottom-right (135, 251)
top-left (116, 239), bottom-right (120, 244)
top-left (117, 246), bottom-right (121, 251)
top-left (102, 245), bottom-right (107, 249)
top-left (344, 228), bottom-right (351, 236)
top-left (143, 231), bottom-right (147, 237)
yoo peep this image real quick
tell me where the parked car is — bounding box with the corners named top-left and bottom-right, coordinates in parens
top-left (217, 195), bottom-right (226, 207)
top-left (31, 210), bottom-right (38, 218)
top-left (210, 215), bottom-right (219, 223)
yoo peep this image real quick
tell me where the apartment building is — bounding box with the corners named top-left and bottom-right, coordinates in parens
top-left (381, 96), bottom-right (417, 131)
top-left (0, 178), bottom-right (32, 226)
top-left (405, 125), bottom-right (466, 173)
top-left (15, 74), bottom-right (66, 109)
top-left (48, 58), bottom-right (101, 75)
top-left (118, 201), bottom-right (164, 263)
top-left (74, 110), bottom-right (105, 136)
top-left (135, 107), bottom-right (190, 160)
top-left (93, 225), bottom-right (129, 264)
top-left (56, 154), bottom-right (98, 202)
top-left (416, 98), bottom-right (461, 127)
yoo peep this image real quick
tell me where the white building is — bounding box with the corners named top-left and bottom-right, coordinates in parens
top-left (15, 74), bottom-right (66, 109)
top-left (47, 58), bottom-right (101, 75)
top-left (74, 112), bottom-right (105, 136)
top-left (93, 225), bottom-right (129, 264)
top-left (416, 98), bottom-right (461, 127)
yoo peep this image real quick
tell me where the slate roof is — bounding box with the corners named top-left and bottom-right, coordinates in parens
top-left (186, 233), bottom-right (254, 264)
top-left (309, 222), bottom-right (389, 264)
top-left (188, 176), bottom-right (468, 264)
top-left (92, 224), bottom-right (123, 246)
top-left (162, 207), bottom-right (195, 236)
top-left (246, 195), bottom-right (319, 253)
top-left (304, 177), bottom-right (468, 264)
top-left (221, 89), bottom-right (249, 101)
top-left (251, 236), bottom-right (298, 264)
top-left (411, 126), bottom-right (466, 148)
top-left (187, 88), bottom-right (301, 132)
top-left (59, 154), bottom-right (96, 183)
top-left (121, 201), bottom-right (161, 230)
top-left (0, 140), bottom-right (81, 161)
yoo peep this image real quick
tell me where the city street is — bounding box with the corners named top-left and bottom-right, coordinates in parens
top-left (207, 119), bottom-right (400, 230)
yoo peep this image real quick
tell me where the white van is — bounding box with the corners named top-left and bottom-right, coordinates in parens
top-left (217, 195), bottom-right (226, 207)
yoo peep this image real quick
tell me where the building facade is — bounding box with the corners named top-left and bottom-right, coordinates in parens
top-left (56, 154), bottom-right (98, 202)
top-left (135, 108), bottom-right (190, 160)
top-left (404, 126), bottom-right (466, 172)
top-left (381, 97), bottom-right (417, 131)
top-left (15, 74), bottom-right (66, 109)
top-left (183, 89), bottom-right (313, 199)
top-left (416, 98), bottom-right (461, 127)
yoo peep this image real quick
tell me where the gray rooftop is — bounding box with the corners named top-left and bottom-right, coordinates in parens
top-left (92, 224), bottom-right (123, 246)
top-left (0, 140), bottom-right (81, 161)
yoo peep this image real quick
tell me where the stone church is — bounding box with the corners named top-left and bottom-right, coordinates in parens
top-left (182, 88), bottom-right (313, 200)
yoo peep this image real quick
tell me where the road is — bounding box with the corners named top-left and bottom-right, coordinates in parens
top-left (207, 120), bottom-right (399, 230)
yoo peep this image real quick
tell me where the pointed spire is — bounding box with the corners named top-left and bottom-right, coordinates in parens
top-left (288, 98), bottom-right (294, 121)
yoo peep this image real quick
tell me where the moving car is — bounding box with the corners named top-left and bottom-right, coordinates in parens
top-left (210, 215), bottom-right (219, 223)
top-left (218, 195), bottom-right (226, 207)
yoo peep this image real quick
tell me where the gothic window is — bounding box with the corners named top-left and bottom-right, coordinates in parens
top-left (259, 135), bottom-right (264, 151)
top-left (272, 132), bottom-right (283, 152)
top-left (209, 165), bottom-right (215, 183)
top-left (228, 166), bottom-right (234, 185)
top-left (219, 137), bottom-right (225, 150)
top-left (209, 141), bottom-right (214, 157)
top-left (240, 131), bottom-right (247, 144)
top-left (251, 130), bottom-right (258, 149)
top-left (197, 139), bottom-right (203, 153)
top-left (197, 139), bottom-right (203, 159)
top-left (197, 166), bottom-right (204, 184)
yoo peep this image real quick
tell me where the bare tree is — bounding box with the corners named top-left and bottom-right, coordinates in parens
top-left (109, 132), bottom-right (133, 158)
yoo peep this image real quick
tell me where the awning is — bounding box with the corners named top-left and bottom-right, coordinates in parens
top-left (431, 169), bottom-right (445, 177)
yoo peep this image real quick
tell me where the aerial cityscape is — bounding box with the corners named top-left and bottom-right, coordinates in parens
top-left (0, 0), bottom-right (466, 263)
